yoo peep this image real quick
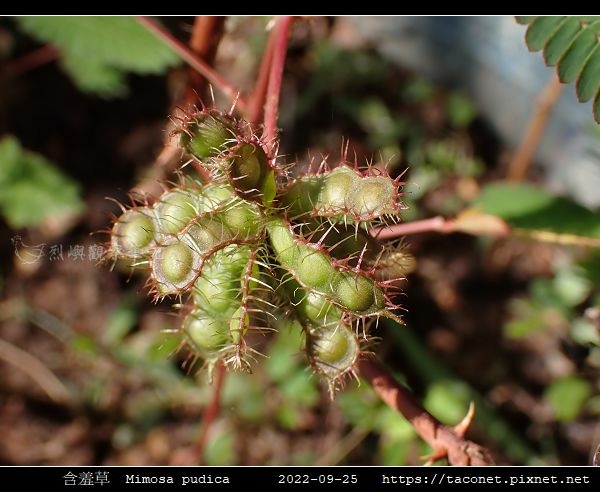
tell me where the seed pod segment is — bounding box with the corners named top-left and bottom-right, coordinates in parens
top-left (111, 208), bottom-right (156, 259)
top-left (180, 110), bottom-right (237, 160)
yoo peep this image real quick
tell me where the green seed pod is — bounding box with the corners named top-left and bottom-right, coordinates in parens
top-left (111, 208), bottom-right (156, 259)
top-left (228, 142), bottom-right (273, 202)
top-left (154, 190), bottom-right (199, 235)
top-left (181, 215), bottom-right (233, 256)
top-left (151, 240), bottom-right (200, 295)
top-left (280, 166), bottom-right (402, 223)
top-left (281, 175), bottom-right (324, 218)
top-left (308, 322), bottom-right (359, 380)
top-left (295, 248), bottom-right (336, 291)
top-left (180, 111), bottom-right (237, 159)
top-left (219, 199), bottom-right (261, 237)
top-left (193, 245), bottom-right (251, 315)
top-left (184, 310), bottom-right (231, 359)
top-left (197, 183), bottom-right (235, 213)
top-left (266, 218), bottom-right (302, 267)
top-left (333, 272), bottom-right (384, 314)
top-left (320, 166), bottom-right (355, 210)
top-left (348, 175), bottom-right (397, 217)
top-left (289, 284), bottom-right (342, 327)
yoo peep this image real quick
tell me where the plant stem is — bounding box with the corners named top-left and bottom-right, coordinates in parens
top-left (372, 212), bottom-right (511, 241)
top-left (356, 356), bottom-right (496, 466)
top-left (137, 16), bottom-right (248, 114)
top-left (5, 45), bottom-right (59, 75)
top-left (187, 16), bottom-right (226, 98)
top-left (263, 16), bottom-right (293, 150)
top-left (372, 216), bottom-right (451, 239)
top-left (0, 337), bottom-right (72, 405)
top-left (195, 361), bottom-right (227, 463)
top-left (248, 24), bottom-right (277, 126)
top-left (507, 73), bottom-right (563, 182)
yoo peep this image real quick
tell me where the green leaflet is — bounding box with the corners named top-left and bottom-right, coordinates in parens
top-left (15, 16), bottom-right (181, 96)
top-left (518, 16), bottom-right (600, 122)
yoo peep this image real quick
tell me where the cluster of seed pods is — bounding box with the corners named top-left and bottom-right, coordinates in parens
top-left (109, 108), bottom-right (412, 393)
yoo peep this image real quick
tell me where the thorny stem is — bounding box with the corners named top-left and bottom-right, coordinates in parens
top-left (357, 357), bottom-right (496, 466)
top-left (248, 24), bottom-right (277, 126)
top-left (137, 16), bottom-right (248, 114)
top-left (263, 16), bottom-right (293, 151)
top-left (195, 361), bottom-right (227, 463)
top-left (507, 73), bottom-right (563, 182)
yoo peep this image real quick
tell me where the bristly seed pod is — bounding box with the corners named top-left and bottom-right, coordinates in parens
top-left (154, 190), bottom-right (199, 235)
top-left (307, 322), bottom-right (360, 390)
top-left (108, 107), bottom-right (409, 396)
top-left (180, 110), bottom-right (237, 160)
top-left (228, 142), bottom-right (276, 205)
top-left (283, 164), bottom-right (404, 223)
top-left (151, 240), bottom-right (200, 295)
top-left (111, 208), bottom-right (156, 259)
top-left (183, 310), bottom-right (231, 359)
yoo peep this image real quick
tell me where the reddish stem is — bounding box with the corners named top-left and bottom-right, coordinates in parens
top-left (187, 16), bottom-right (226, 97)
top-left (357, 357), bottom-right (495, 466)
top-left (248, 25), bottom-right (277, 126)
top-left (137, 16), bottom-right (248, 114)
top-left (372, 216), bottom-right (451, 240)
top-left (195, 361), bottom-right (227, 463)
top-left (263, 16), bottom-right (293, 150)
top-left (5, 45), bottom-right (59, 75)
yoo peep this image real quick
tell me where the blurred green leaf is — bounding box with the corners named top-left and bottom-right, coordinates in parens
top-left (103, 296), bottom-right (138, 345)
top-left (15, 16), bottom-right (181, 97)
top-left (279, 371), bottom-right (319, 407)
top-left (70, 334), bottom-right (99, 354)
top-left (545, 375), bottom-right (592, 422)
top-left (204, 426), bottom-right (236, 465)
top-left (336, 383), bottom-right (380, 430)
top-left (379, 435), bottom-right (413, 466)
top-left (585, 394), bottom-right (600, 415)
top-left (401, 77), bottom-right (436, 103)
top-left (475, 183), bottom-right (600, 245)
top-left (221, 373), bottom-right (265, 423)
top-left (446, 92), bottom-right (477, 128)
top-left (265, 325), bottom-right (304, 383)
top-left (570, 318), bottom-right (600, 347)
top-left (0, 136), bottom-right (84, 228)
top-left (553, 266), bottom-right (592, 307)
top-left (424, 380), bottom-right (470, 425)
top-left (276, 405), bottom-right (302, 430)
top-left (505, 301), bottom-right (546, 338)
top-left (148, 332), bottom-right (181, 362)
